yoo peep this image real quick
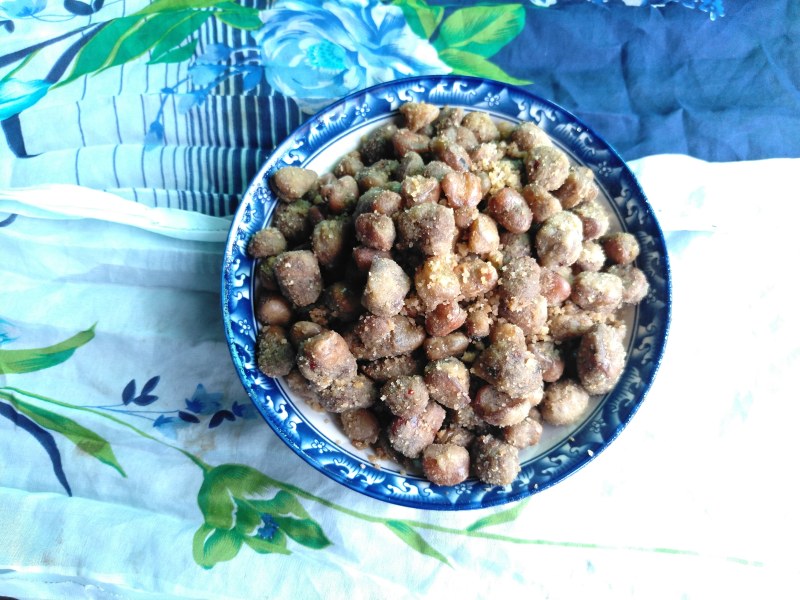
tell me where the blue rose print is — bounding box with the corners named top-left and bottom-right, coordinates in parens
top-left (253, 0), bottom-right (450, 113)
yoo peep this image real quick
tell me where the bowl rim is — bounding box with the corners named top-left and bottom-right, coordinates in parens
top-left (222, 74), bottom-right (672, 511)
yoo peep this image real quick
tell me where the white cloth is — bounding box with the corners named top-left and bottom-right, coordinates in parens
top-left (1, 155), bottom-right (798, 599)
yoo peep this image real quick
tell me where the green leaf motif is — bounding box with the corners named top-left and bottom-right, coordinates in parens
top-left (273, 515), bottom-right (331, 550)
top-left (394, 0), bottom-right (443, 39)
top-left (197, 464), bottom-right (272, 529)
top-left (0, 325), bottom-right (95, 374)
top-left (149, 12), bottom-right (207, 61)
top-left (466, 498), bottom-right (529, 532)
top-left (251, 490), bottom-right (310, 519)
top-left (148, 39), bottom-right (199, 65)
top-left (438, 48), bottom-right (531, 85)
top-left (136, 0), bottom-right (229, 15)
top-left (57, 16), bottom-right (144, 86)
top-left (434, 5), bottom-right (525, 58)
top-left (385, 520), bottom-right (450, 566)
top-left (193, 525), bottom-right (243, 569)
top-left (213, 3), bottom-right (262, 30)
top-left (8, 395), bottom-right (126, 477)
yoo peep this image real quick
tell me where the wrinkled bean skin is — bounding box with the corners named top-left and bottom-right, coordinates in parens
top-left (318, 375), bottom-right (377, 413)
top-left (535, 211), bottom-right (584, 267)
top-left (577, 324), bottom-right (626, 395)
top-left (489, 188), bottom-right (533, 234)
top-left (256, 325), bottom-right (294, 378)
top-left (248, 227), bottom-right (287, 258)
top-left (472, 385), bottom-right (530, 427)
top-left (424, 332), bottom-right (470, 361)
top-left (396, 203), bottom-right (457, 256)
top-left (272, 167), bottom-right (318, 202)
top-left (273, 250), bottom-right (323, 307)
top-left (525, 146), bottom-right (570, 191)
top-left (607, 264), bottom-right (649, 304)
top-left (571, 271), bottom-right (624, 313)
top-left (297, 330), bottom-right (357, 389)
top-left (389, 402), bottom-right (446, 458)
top-left (540, 379), bottom-right (590, 425)
top-left (341, 408), bottom-right (380, 449)
top-left (471, 435), bottom-right (520, 486)
top-left (400, 102), bottom-right (440, 133)
top-left (256, 293), bottom-right (293, 326)
top-left (424, 357), bottom-right (471, 410)
top-left (381, 375), bottom-right (429, 418)
top-left (603, 232), bottom-right (641, 265)
top-left (362, 258), bottom-right (411, 318)
top-left (400, 175), bottom-right (441, 207)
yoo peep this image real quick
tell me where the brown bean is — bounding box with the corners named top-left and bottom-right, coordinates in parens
top-left (288, 321), bottom-right (325, 347)
top-left (400, 102), bottom-right (440, 133)
top-left (248, 227), bottom-right (287, 258)
top-left (256, 325), bottom-right (294, 378)
top-left (540, 267), bottom-right (572, 305)
top-left (271, 166), bottom-right (318, 202)
top-left (462, 111), bottom-right (500, 143)
top-left (525, 146), bottom-right (570, 191)
top-left (400, 175), bottom-right (441, 207)
top-left (352, 246), bottom-right (392, 272)
top-left (355, 213), bottom-right (395, 251)
top-left (471, 435), bottom-right (520, 486)
top-left (527, 341), bottom-right (565, 383)
top-left (350, 314), bottom-right (426, 360)
top-left (577, 324), bottom-right (626, 395)
top-left (571, 200), bottom-right (610, 241)
top-left (396, 203), bottom-right (457, 256)
top-left (340, 408), bottom-right (380, 449)
top-left (362, 257), bottom-right (411, 317)
top-left (471, 337), bottom-right (542, 401)
top-left (540, 379), bottom-right (590, 425)
top-left (423, 443), bottom-right (470, 486)
top-left (392, 128), bottom-right (430, 157)
top-left (284, 368), bottom-right (323, 410)
top-left (381, 375), bottom-right (429, 418)
top-left (504, 411), bottom-right (544, 449)
top-left (430, 137), bottom-right (471, 172)
top-left (489, 188), bottom-right (533, 234)
top-left (273, 250), bottom-right (323, 307)
top-left (489, 322), bottom-right (527, 348)
top-left (435, 425), bottom-right (476, 448)
top-left (272, 199), bottom-right (312, 244)
top-left (499, 295), bottom-right (548, 337)
top-left (424, 357), bottom-right (471, 410)
top-left (256, 256), bottom-right (279, 290)
top-left (553, 165), bottom-right (598, 209)
top-left (575, 240), bottom-right (606, 272)
top-left (441, 171), bottom-right (483, 209)
top-left (571, 271), bottom-right (624, 312)
top-left (464, 301), bottom-right (493, 339)
top-left (323, 282), bottom-right (362, 323)
top-left (354, 188), bottom-right (403, 218)
top-left (389, 402), bottom-right (446, 458)
top-left (414, 254), bottom-right (461, 311)
top-left (607, 264), bottom-right (649, 304)
top-left (424, 332), bottom-right (470, 361)
top-left (422, 160), bottom-right (454, 181)
top-left (456, 256), bottom-right (499, 301)
top-left (473, 385), bottom-right (530, 427)
top-left (535, 211), bottom-right (584, 267)
top-left (256, 293), bottom-right (293, 326)
top-left (522, 184), bottom-right (562, 224)
top-left (511, 122), bottom-right (553, 151)
top-left (499, 256), bottom-right (541, 305)
top-left (318, 374), bottom-right (378, 413)
top-left (296, 330), bottom-right (357, 389)
top-left (548, 307), bottom-right (597, 341)
top-left (467, 213), bottom-right (501, 255)
top-left (360, 123), bottom-right (397, 164)
top-left (432, 106), bottom-right (464, 132)
top-left (312, 218), bottom-right (350, 268)
top-left (320, 175), bottom-right (359, 214)
top-left (360, 354), bottom-right (423, 383)
top-left (603, 232), bottom-right (641, 265)
top-left (394, 151), bottom-right (425, 180)
top-left (334, 151), bottom-right (364, 178)
top-left (424, 301), bottom-right (466, 337)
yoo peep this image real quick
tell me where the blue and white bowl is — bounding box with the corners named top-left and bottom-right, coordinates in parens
top-left (222, 75), bottom-right (671, 510)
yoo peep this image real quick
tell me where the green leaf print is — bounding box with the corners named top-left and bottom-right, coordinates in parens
top-left (466, 498), bottom-right (529, 532)
top-left (394, 0), bottom-right (444, 39)
top-left (148, 39), bottom-right (199, 65)
top-left (272, 515), bottom-right (331, 550)
top-left (7, 394), bottom-right (126, 477)
top-left (434, 5), bottom-right (526, 58)
top-left (193, 525), bottom-right (244, 569)
top-left (0, 325), bottom-right (95, 374)
top-left (438, 48), bottom-right (531, 85)
top-left (385, 520), bottom-right (450, 567)
top-left (137, 0), bottom-right (230, 15)
top-left (214, 3), bottom-right (263, 30)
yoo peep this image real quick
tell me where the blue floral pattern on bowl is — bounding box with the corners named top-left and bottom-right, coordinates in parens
top-left (222, 75), bottom-right (671, 511)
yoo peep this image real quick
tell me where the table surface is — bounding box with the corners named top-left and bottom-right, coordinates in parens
top-left (1, 1), bottom-right (798, 598)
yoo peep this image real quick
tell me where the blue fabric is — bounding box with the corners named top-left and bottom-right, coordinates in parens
top-left (491, 0), bottom-right (799, 161)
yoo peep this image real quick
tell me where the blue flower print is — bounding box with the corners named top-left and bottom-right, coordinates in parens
top-left (0, 0), bottom-right (47, 19)
top-left (185, 384), bottom-right (223, 415)
top-left (253, 0), bottom-right (450, 113)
